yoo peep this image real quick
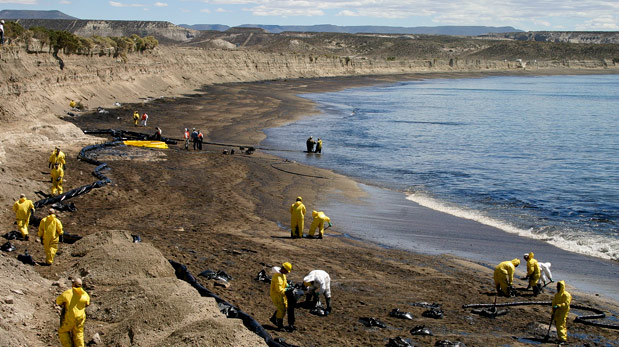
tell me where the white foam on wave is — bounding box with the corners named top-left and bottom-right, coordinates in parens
top-left (406, 192), bottom-right (619, 261)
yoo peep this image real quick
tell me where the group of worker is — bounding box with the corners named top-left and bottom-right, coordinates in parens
top-left (290, 197), bottom-right (332, 239)
top-left (12, 145), bottom-right (89, 346)
top-left (133, 111), bottom-right (149, 127)
top-left (305, 136), bottom-right (323, 153)
top-left (185, 128), bottom-right (204, 150)
top-left (49, 147), bottom-right (66, 196)
top-left (269, 262), bottom-right (332, 332)
top-left (494, 253), bottom-right (571, 344)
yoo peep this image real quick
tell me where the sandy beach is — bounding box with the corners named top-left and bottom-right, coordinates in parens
top-left (30, 72), bottom-right (615, 346)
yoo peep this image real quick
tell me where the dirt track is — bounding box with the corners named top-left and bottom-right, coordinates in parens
top-left (29, 78), bottom-right (615, 346)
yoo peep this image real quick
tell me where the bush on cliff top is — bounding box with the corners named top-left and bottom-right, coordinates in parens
top-left (2, 21), bottom-right (158, 57)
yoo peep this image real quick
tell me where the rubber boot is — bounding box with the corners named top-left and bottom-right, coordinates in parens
top-left (269, 311), bottom-right (277, 326)
top-left (325, 297), bottom-right (332, 315)
top-left (276, 318), bottom-right (284, 331)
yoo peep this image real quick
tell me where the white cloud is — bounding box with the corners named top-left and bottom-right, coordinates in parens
top-left (154, 1), bottom-right (167, 6)
top-left (216, 7), bottom-right (227, 12)
top-left (200, 8), bottom-right (211, 13)
top-left (193, 0), bottom-right (619, 30)
top-left (576, 15), bottom-right (619, 30)
top-left (0, 0), bottom-right (37, 4)
top-left (59, 0), bottom-right (71, 4)
top-left (109, 1), bottom-right (146, 7)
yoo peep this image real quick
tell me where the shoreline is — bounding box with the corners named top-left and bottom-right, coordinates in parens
top-left (255, 73), bottom-right (619, 303)
top-left (31, 69), bottom-right (619, 345)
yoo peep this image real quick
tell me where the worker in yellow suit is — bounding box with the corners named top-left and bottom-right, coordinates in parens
top-left (49, 147), bottom-right (66, 169)
top-left (269, 262), bottom-right (292, 331)
top-left (13, 194), bottom-right (35, 240)
top-left (290, 197), bottom-right (306, 238)
top-left (38, 208), bottom-right (64, 265)
top-left (133, 111), bottom-right (140, 127)
top-left (309, 210), bottom-right (331, 239)
top-left (493, 258), bottom-right (520, 297)
top-left (552, 280), bottom-right (571, 343)
top-left (56, 278), bottom-right (90, 347)
top-left (51, 163), bottom-right (64, 196)
top-left (69, 100), bottom-right (76, 108)
top-left (522, 252), bottom-right (542, 295)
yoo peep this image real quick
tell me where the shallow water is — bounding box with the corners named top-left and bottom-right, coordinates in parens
top-left (262, 74), bottom-right (619, 261)
top-left (261, 74), bottom-right (619, 301)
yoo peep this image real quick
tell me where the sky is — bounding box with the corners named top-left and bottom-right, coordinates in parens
top-left (1, 0), bottom-right (618, 31)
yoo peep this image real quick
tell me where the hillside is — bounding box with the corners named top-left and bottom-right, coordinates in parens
top-left (0, 9), bottom-right (76, 20)
top-left (481, 31), bottom-right (619, 44)
top-left (181, 24), bottom-right (523, 36)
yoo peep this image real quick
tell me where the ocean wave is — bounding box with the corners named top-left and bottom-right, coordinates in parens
top-left (406, 192), bottom-right (619, 261)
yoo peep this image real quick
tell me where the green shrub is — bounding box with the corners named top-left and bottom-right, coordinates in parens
top-left (4, 21), bottom-right (25, 41)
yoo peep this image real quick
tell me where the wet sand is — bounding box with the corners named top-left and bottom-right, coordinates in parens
top-left (64, 72), bottom-right (619, 346)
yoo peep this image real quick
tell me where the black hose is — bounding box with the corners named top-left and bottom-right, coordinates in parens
top-left (168, 260), bottom-right (295, 347)
top-left (33, 141), bottom-right (118, 209)
top-left (462, 301), bottom-right (618, 330)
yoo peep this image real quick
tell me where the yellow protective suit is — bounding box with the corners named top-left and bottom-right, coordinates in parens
top-left (56, 286), bottom-right (90, 347)
top-left (309, 210), bottom-right (331, 238)
top-left (38, 214), bottom-right (63, 265)
top-left (51, 166), bottom-right (64, 196)
top-left (552, 280), bottom-right (571, 342)
top-left (526, 252), bottom-right (541, 289)
top-left (133, 111), bottom-right (140, 126)
top-left (493, 258), bottom-right (520, 296)
top-left (290, 198), bottom-right (306, 238)
top-left (13, 197), bottom-right (35, 238)
top-left (270, 271), bottom-right (288, 319)
top-left (49, 150), bottom-right (66, 168)
top-left (315, 139), bottom-right (323, 153)
top-left (69, 100), bottom-right (76, 108)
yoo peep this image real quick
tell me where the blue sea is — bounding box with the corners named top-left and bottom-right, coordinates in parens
top-left (262, 74), bottom-right (619, 262)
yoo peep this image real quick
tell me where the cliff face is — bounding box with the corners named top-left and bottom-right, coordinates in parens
top-left (0, 45), bottom-right (617, 156)
top-left (15, 19), bottom-right (199, 42)
top-left (481, 31), bottom-right (619, 44)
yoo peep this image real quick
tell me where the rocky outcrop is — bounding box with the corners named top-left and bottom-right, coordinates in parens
top-left (480, 31), bottom-right (619, 44)
top-left (15, 19), bottom-right (199, 42)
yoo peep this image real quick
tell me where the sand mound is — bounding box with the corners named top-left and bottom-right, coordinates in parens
top-left (0, 255), bottom-right (56, 347)
top-left (69, 230), bottom-right (173, 285)
top-left (64, 230), bottom-right (266, 346)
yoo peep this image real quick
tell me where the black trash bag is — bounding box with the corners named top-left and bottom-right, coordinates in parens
top-left (390, 308), bottom-right (414, 320)
top-left (386, 336), bottom-right (414, 347)
top-left (3, 231), bottom-right (22, 241)
top-left (1, 241), bottom-right (16, 252)
top-left (199, 269), bottom-right (217, 279)
top-left (471, 307), bottom-right (508, 318)
top-left (215, 270), bottom-right (233, 282)
top-left (17, 250), bottom-right (36, 265)
top-left (422, 308), bottom-right (444, 319)
top-left (51, 202), bottom-right (77, 212)
top-left (435, 340), bottom-right (466, 347)
top-left (255, 269), bottom-right (271, 283)
top-left (199, 269), bottom-right (233, 282)
top-left (359, 317), bottom-right (387, 328)
top-left (218, 302), bottom-right (239, 318)
top-left (410, 325), bottom-right (433, 336)
top-left (132, 235), bottom-right (142, 243)
top-left (61, 233), bottom-right (83, 244)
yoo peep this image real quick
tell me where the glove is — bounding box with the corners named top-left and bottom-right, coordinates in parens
top-left (59, 234), bottom-right (64, 243)
top-left (553, 305), bottom-right (558, 309)
top-left (328, 222), bottom-right (332, 227)
top-left (49, 162), bottom-right (52, 168)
